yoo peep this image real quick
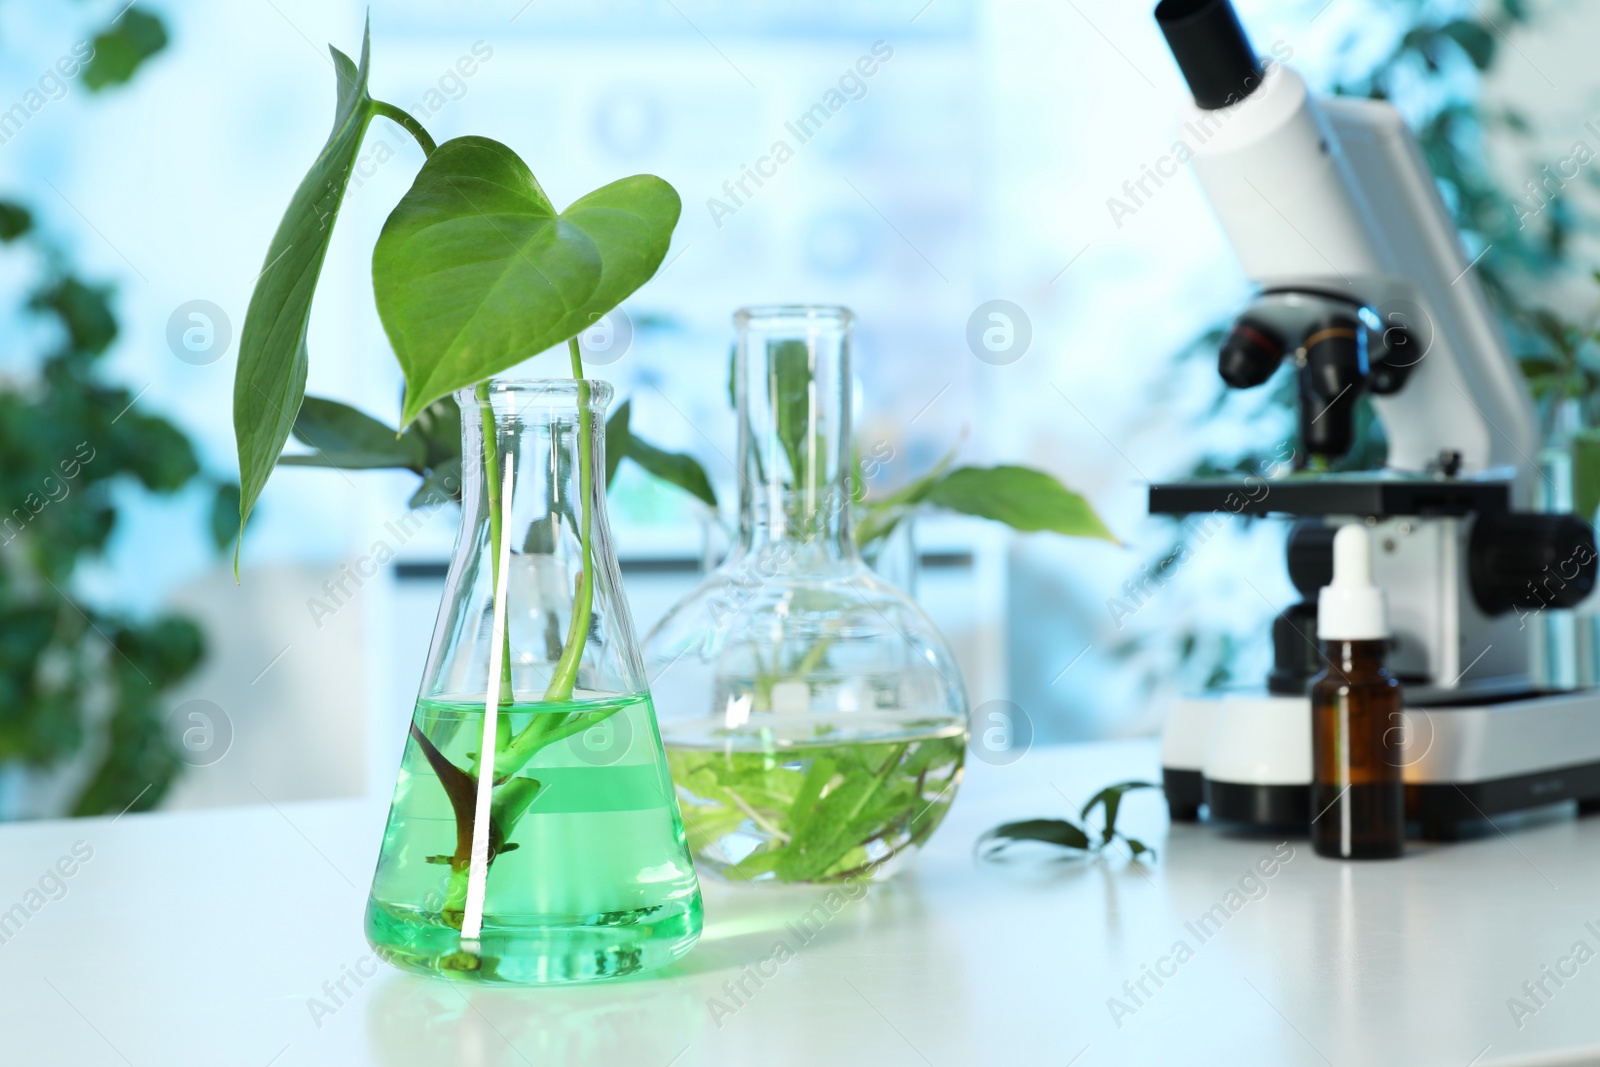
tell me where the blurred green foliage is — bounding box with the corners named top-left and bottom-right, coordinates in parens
top-left (0, 6), bottom-right (227, 817)
top-left (0, 227), bottom-right (217, 815)
top-left (81, 9), bottom-right (169, 92)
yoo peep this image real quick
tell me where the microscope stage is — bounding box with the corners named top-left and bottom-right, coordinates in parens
top-left (1148, 476), bottom-right (1511, 519)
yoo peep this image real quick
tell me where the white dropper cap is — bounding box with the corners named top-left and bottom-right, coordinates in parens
top-left (1317, 524), bottom-right (1389, 640)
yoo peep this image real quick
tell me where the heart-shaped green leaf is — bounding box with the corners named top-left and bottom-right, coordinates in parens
top-left (373, 136), bottom-right (681, 426)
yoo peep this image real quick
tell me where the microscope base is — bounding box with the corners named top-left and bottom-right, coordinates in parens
top-left (1160, 688), bottom-right (1600, 837)
top-left (1204, 779), bottom-right (1310, 828)
top-left (1162, 768), bottom-right (1204, 822)
top-left (1409, 759), bottom-right (1600, 839)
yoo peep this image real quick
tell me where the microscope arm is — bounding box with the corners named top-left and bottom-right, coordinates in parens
top-left (1158, 0), bottom-right (1538, 499)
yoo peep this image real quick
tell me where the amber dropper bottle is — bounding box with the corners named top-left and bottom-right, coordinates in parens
top-left (1310, 524), bottom-right (1405, 860)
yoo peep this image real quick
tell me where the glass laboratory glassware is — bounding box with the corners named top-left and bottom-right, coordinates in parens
top-left (365, 379), bottom-right (702, 983)
top-left (860, 514), bottom-right (919, 596)
top-left (643, 306), bottom-right (969, 885)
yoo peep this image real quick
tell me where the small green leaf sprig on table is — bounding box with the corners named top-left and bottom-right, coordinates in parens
top-left (978, 780), bottom-right (1160, 862)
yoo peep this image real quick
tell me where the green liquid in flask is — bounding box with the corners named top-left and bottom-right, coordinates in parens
top-left (667, 727), bottom-right (966, 884)
top-left (366, 692), bottom-right (703, 983)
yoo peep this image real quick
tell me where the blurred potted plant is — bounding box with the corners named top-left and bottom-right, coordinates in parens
top-left (0, 7), bottom-right (239, 819)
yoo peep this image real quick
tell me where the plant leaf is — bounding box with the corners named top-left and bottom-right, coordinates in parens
top-left (979, 818), bottom-right (1092, 854)
top-left (82, 9), bottom-right (169, 91)
top-left (1573, 427), bottom-right (1600, 522)
top-left (1081, 780), bottom-right (1159, 846)
top-left (771, 339), bottom-right (813, 482)
top-left (0, 201), bottom-right (32, 242)
top-left (279, 452), bottom-right (419, 470)
top-left (116, 412), bottom-right (200, 492)
top-left (233, 24), bottom-right (377, 571)
top-left (625, 434), bottom-right (717, 509)
top-left (775, 755), bottom-right (839, 881)
top-left (407, 721), bottom-right (479, 869)
top-left (490, 775), bottom-right (543, 833)
top-left (32, 277), bottom-right (117, 354)
top-left (854, 442), bottom-right (963, 548)
top-left (410, 457), bottom-right (462, 509)
top-left (1124, 836), bottom-right (1157, 862)
top-left (288, 395), bottom-right (425, 471)
top-left (853, 502), bottom-right (905, 549)
top-left (862, 441), bottom-right (962, 515)
top-left (605, 399), bottom-right (631, 489)
top-left (924, 465), bottom-right (1117, 541)
top-left (372, 136), bottom-right (681, 425)
top-left (209, 483), bottom-right (243, 554)
top-left (522, 514), bottom-right (558, 554)
top-left (1439, 19), bottom-right (1495, 70)
top-left (410, 396), bottom-right (462, 471)
top-left (723, 848), bottom-right (784, 881)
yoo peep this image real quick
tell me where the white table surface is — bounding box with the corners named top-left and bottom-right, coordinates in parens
top-left (4, 739), bottom-right (1600, 1067)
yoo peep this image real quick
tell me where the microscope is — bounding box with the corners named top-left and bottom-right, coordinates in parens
top-left (1150, 0), bottom-right (1600, 839)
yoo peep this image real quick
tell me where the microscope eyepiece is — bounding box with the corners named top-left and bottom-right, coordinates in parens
top-left (1218, 297), bottom-right (1388, 462)
top-left (1155, 0), bottom-right (1263, 110)
top-left (1218, 317), bottom-right (1284, 388)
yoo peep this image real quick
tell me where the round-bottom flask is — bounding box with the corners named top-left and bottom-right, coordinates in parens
top-left (643, 306), bottom-right (969, 884)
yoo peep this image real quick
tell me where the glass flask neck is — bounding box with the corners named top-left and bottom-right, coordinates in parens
top-left (734, 305), bottom-right (857, 560)
top-left (458, 378), bottom-right (615, 555)
top-left (427, 377), bottom-right (641, 703)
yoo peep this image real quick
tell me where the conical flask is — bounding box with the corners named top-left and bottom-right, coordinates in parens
top-left (642, 306), bottom-right (969, 884)
top-left (365, 379), bottom-right (702, 983)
